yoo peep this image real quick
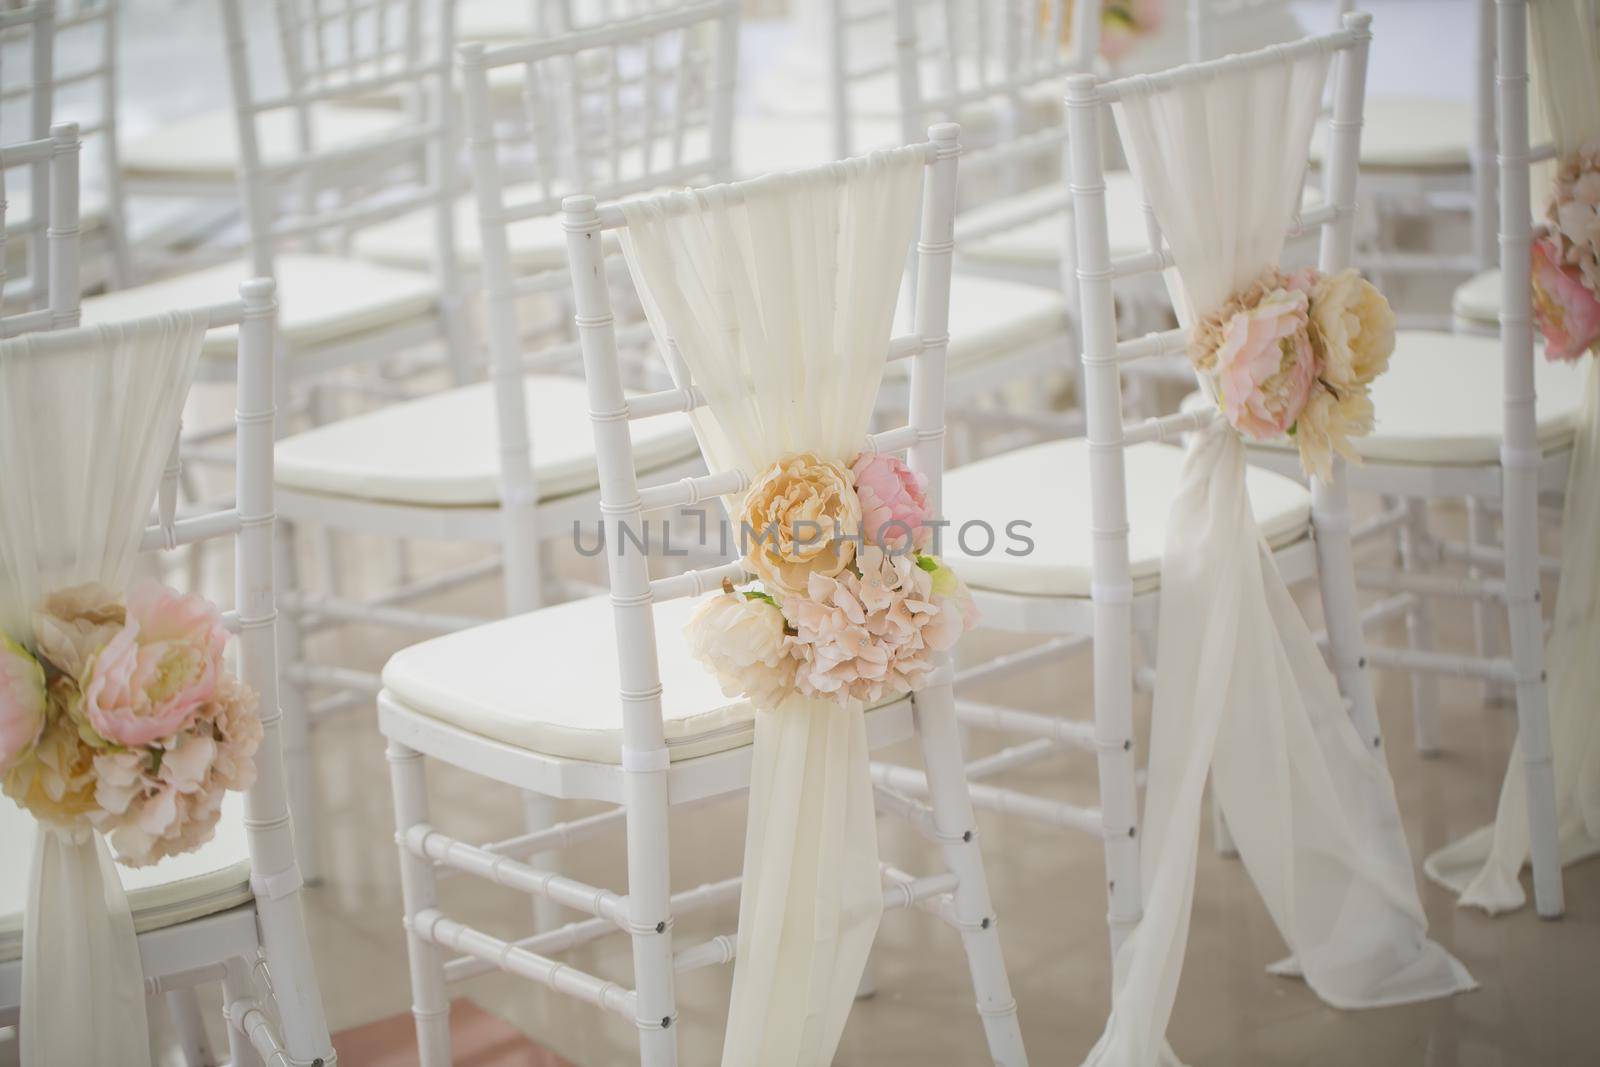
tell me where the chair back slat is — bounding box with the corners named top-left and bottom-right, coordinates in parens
top-left (1, 124), bottom-right (79, 335)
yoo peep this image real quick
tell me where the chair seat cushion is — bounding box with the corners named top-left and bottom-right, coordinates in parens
top-left (120, 105), bottom-right (409, 182)
top-left (1453, 269), bottom-right (1501, 326)
top-left (0, 793), bottom-right (253, 963)
top-left (457, 0), bottom-right (533, 39)
top-left (5, 185), bottom-right (109, 235)
top-left (274, 374), bottom-right (701, 506)
top-left (943, 439), bottom-right (1313, 598)
top-left (891, 274), bottom-right (1067, 375)
top-left (1311, 97), bottom-right (1473, 171)
top-left (80, 254), bottom-right (439, 359)
top-left (1227, 330), bottom-right (1586, 466)
top-left (382, 594), bottom-right (759, 763)
top-left (962, 175), bottom-right (1323, 269)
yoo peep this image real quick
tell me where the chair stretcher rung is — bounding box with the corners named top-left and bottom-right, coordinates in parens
top-left (627, 385), bottom-right (706, 420)
top-left (649, 560), bottom-right (748, 601)
top-left (955, 699), bottom-right (1096, 749)
top-left (869, 762), bottom-right (1103, 835)
top-left (672, 872), bottom-right (958, 975)
top-left (1364, 644), bottom-right (1517, 683)
top-left (886, 334), bottom-right (926, 362)
top-left (1122, 408), bottom-right (1214, 446)
top-left (1114, 327), bottom-right (1188, 364)
top-left (406, 825), bottom-right (626, 923)
top-left (865, 424), bottom-right (917, 454)
top-left (416, 909), bottom-right (636, 1018)
top-left (1109, 248), bottom-right (1173, 278)
top-left (637, 469), bottom-right (746, 513)
top-left (1355, 567), bottom-right (1506, 602)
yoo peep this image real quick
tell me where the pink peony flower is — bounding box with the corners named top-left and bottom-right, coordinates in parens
top-left (1213, 289), bottom-right (1318, 440)
top-left (81, 581), bottom-right (228, 748)
top-left (850, 452), bottom-right (933, 551)
top-left (1532, 236), bottom-right (1600, 362)
top-left (0, 634), bottom-right (47, 774)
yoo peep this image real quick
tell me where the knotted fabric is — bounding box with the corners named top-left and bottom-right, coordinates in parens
top-left (1, 313), bottom-right (206, 1066)
top-left (620, 147), bottom-right (925, 1066)
top-left (1082, 51), bottom-right (1475, 1067)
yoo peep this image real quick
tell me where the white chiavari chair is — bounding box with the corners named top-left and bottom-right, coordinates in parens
top-left (1, 123), bottom-right (79, 335)
top-left (2, 0), bottom-right (131, 288)
top-left (351, 0), bottom-right (738, 323)
top-left (0, 278), bottom-right (336, 1067)
top-left (82, 0), bottom-right (473, 425)
top-left (1223, 3), bottom-right (1579, 921)
top-left (0, 2), bottom-right (55, 307)
top-left (377, 127), bottom-right (1028, 1066)
top-left (900, 10), bottom-right (1405, 967)
top-left (269, 6), bottom-right (731, 885)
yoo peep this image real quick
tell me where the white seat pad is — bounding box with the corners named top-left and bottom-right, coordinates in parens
top-left (1311, 97), bottom-right (1472, 171)
top-left (1224, 330), bottom-right (1586, 466)
top-left (120, 105), bottom-right (408, 182)
top-left (943, 439), bottom-right (1312, 598)
top-left (1453, 269), bottom-right (1501, 326)
top-left (4, 185), bottom-right (109, 234)
top-left (382, 594), bottom-right (761, 763)
top-left (457, 0), bottom-right (534, 39)
top-left (0, 792), bottom-right (253, 963)
top-left (963, 175), bottom-right (1323, 269)
top-left (275, 374), bottom-right (701, 507)
top-left (891, 274), bottom-right (1067, 375)
top-left (80, 254), bottom-right (438, 359)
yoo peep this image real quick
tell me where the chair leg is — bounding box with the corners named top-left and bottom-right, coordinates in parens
top-left (167, 986), bottom-right (217, 1066)
top-left (1468, 496), bottom-right (1512, 705)
top-left (1398, 499), bottom-right (1442, 755)
top-left (621, 765), bottom-right (678, 1066)
top-left (387, 740), bottom-right (453, 1066)
top-left (914, 681), bottom-right (1027, 1066)
top-left (1501, 465), bottom-right (1565, 918)
top-left (219, 961), bottom-right (265, 1067)
top-left (275, 519), bottom-right (322, 885)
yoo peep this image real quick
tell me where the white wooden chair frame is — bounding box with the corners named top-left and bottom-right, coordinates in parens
top-left (1236, 0), bottom-right (1568, 917)
top-left (0, 278), bottom-right (336, 1067)
top-left (1, 122), bottom-right (79, 336)
top-left (0, 1), bottom-right (57, 311)
top-left (881, 19), bottom-right (1384, 965)
top-left (379, 126), bottom-right (1029, 1066)
top-left (272, 2), bottom-right (735, 885)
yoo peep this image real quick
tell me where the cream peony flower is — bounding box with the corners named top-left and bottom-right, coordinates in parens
top-left (1, 712), bottom-right (100, 830)
top-left (1309, 268), bottom-right (1396, 388)
top-left (0, 634), bottom-right (47, 774)
top-left (738, 452), bottom-right (862, 597)
top-left (1292, 384), bottom-right (1373, 483)
top-left (684, 591), bottom-right (797, 712)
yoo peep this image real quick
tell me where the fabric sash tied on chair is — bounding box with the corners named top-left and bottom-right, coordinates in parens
top-left (619, 147), bottom-right (925, 1067)
top-left (0, 314), bottom-right (207, 1066)
top-left (1083, 48), bottom-right (1475, 1067)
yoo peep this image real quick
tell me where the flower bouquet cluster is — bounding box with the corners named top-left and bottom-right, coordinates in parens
top-left (686, 451), bottom-right (978, 710)
top-left (1046, 0), bottom-right (1164, 61)
top-left (1190, 265), bottom-right (1396, 479)
top-left (1533, 141), bottom-right (1600, 361)
top-left (0, 581), bottom-right (260, 866)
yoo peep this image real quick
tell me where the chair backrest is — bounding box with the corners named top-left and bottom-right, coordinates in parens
top-left (1066, 15), bottom-right (1372, 951)
top-left (219, 0), bottom-right (461, 285)
top-left (561, 125), bottom-right (959, 762)
top-left (0, 2), bottom-right (55, 290)
top-left (0, 123), bottom-right (79, 335)
top-left (458, 0), bottom-right (738, 609)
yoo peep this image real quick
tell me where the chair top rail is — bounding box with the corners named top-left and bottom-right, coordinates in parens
top-left (0, 134), bottom-right (56, 166)
top-left (14, 299), bottom-right (252, 354)
top-left (574, 137), bottom-right (945, 232)
top-left (0, 3), bottom-right (50, 33)
top-left (465, 0), bottom-right (736, 70)
top-left (1082, 23), bottom-right (1363, 105)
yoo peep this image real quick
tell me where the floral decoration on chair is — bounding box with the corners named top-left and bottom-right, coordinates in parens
top-left (1533, 141), bottom-right (1600, 361)
top-left (1047, 0), bottom-right (1165, 61)
top-left (1190, 266), bottom-right (1397, 479)
top-left (0, 581), bottom-right (260, 866)
top-left (686, 450), bottom-right (978, 710)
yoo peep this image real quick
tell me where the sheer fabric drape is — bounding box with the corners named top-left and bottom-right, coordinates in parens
top-left (1424, 0), bottom-right (1600, 912)
top-left (620, 147), bottom-right (924, 1067)
top-left (1, 314), bottom-right (206, 1067)
top-left (1082, 54), bottom-right (1474, 1067)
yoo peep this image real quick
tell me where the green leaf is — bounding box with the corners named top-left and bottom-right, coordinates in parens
top-left (742, 589), bottom-right (780, 608)
top-left (915, 554), bottom-right (940, 573)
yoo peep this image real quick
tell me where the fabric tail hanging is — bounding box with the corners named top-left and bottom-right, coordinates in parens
top-left (618, 147), bottom-right (925, 1066)
top-left (1084, 41), bottom-right (1474, 1067)
top-left (1423, 0), bottom-right (1600, 914)
top-left (0, 313), bottom-right (208, 1067)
